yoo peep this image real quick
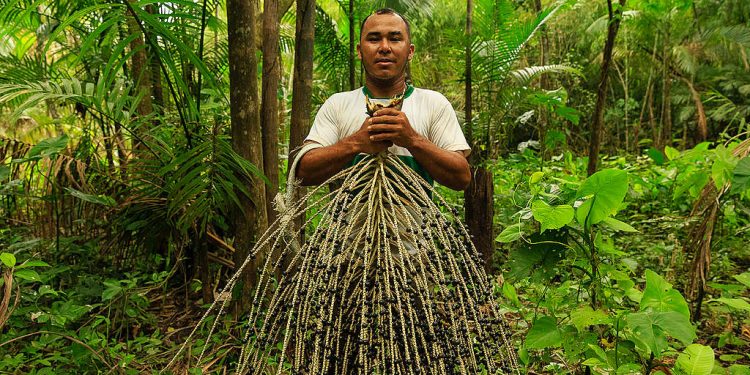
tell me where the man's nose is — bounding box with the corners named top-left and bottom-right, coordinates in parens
top-left (377, 39), bottom-right (392, 53)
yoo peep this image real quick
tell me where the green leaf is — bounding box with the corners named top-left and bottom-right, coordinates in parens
top-left (602, 217), bottom-right (638, 232)
top-left (525, 316), bottom-right (563, 349)
top-left (531, 200), bottom-right (574, 232)
top-left (731, 157), bottom-right (750, 195)
top-left (729, 365), bottom-right (750, 375)
top-left (641, 269), bottom-right (690, 318)
top-left (570, 306), bottom-right (611, 331)
top-left (502, 282), bottom-right (520, 307)
top-left (710, 298), bottom-right (750, 312)
top-left (16, 260), bottom-right (50, 269)
top-left (0, 253), bottom-right (16, 268)
top-left (0, 165), bottom-right (9, 181)
top-left (14, 269), bottom-right (41, 282)
top-left (733, 272), bottom-right (750, 289)
top-left (496, 223), bottom-right (523, 243)
top-left (102, 285), bottom-right (123, 301)
top-left (720, 354), bottom-right (744, 363)
top-left (675, 344), bottom-right (714, 375)
top-left (674, 171), bottom-right (710, 200)
top-left (576, 169), bottom-right (628, 226)
top-left (529, 171), bottom-right (545, 185)
top-left (626, 311), bottom-right (696, 357)
top-left (648, 147), bottom-right (665, 165)
top-left (665, 146), bottom-right (681, 161)
top-left (64, 187), bottom-right (116, 207)
top-left (24, 134), bottom-right (70, 161)
top-left (712, 145), bottom-right (738, 190)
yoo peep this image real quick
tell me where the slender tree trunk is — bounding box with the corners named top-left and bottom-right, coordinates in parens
top-left (146, 4), bottom-right (164, 111)
top-left (262, 0), bottom-right (281, 224)
top-left (127, 1), bottom-right (152, 119)
top-left (126, 0), bottom-right (153, 152)
top-left (533, 0), bottom-right (550, 161)
top-left (587, 0), bottom-right (626, 176)
top-left (288, 0), bottom-right (315, 240)
top-left (463, 0), bottom-right (494, 274)
top-left (227, 0), bottom-right (268, 312)
top-left (660, 31), bottom-right (673, 149)
top-left (680, 77), bottom-right (707, 144)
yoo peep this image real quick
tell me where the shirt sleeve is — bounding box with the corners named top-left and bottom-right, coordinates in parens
top-left (305, 95), bottom-right (340, 147)
top-left (428, 94), bottom-right (471, 155)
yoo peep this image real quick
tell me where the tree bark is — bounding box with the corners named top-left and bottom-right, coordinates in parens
top-left (463, 0), bottom-right (494, 274)
top-left (262, 0), bottom-right (281, 224)
top-left (660, 31), bottom-right (673, 149)
top-left (288, 0), bottom-right (315, 241)
top-left (680, 76), bottom-right (707, 144)
top-left (587, 0), bottom-right (625, 176)
top-left (146, 4), bottom-right (164, 112)
top-left (126, 0), bottom-right (153, 150)
top-left (227, 0), bottom-right (268, 312)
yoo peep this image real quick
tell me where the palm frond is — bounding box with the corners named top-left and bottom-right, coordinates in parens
top-left (314, 5), bottom-right (349, 91)
top-left (473, 0), bottom-right (566, 84)
top-left (0, 77), bottom-right (140, 126)
top-left (510, 64), bottom-right (582, 85)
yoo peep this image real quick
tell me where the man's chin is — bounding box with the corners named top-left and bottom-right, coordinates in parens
top-left (367, 72), bottom-right (400, 83)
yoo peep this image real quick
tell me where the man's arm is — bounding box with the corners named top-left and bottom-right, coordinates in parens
top-left (296, 119), bottom-right (391, 186)
top-left (367, 108), bottom-right (471, 190)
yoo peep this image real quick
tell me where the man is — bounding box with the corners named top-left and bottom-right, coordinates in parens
top-left (296, 8), bottom-right (471, 191)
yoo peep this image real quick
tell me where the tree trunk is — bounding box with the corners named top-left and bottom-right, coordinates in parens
top-left (465, 167), bottom-right (494, 274)
top-left (126, 0), bottom-right (152, 120)
top-left (463, 0), bottom-right (494, 274)
top-left (288, 0), bottom-right (315, 240)
top-left (146, 4), bottom-right (164, 112)
top-left (227, 0), bottom-right (268, 313)
top-left (533, 0), bottom-right (550, 160)
top-left (587, 0), bottom-right (626, 176)
top-left (262, 0), bottom-right (281, 224)
top-left (680, 76), bottom-right (707, 144)
top-left (660, 33), bottom-right (673, 149)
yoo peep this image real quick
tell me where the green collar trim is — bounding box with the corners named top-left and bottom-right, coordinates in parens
top-left (362, 84), bottom-right (414, 100)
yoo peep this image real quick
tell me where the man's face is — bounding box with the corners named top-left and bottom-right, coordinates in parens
top-left (357, 13), bottom-right (414, 83)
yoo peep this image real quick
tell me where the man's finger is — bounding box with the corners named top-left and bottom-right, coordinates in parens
top-left (373, 108), bottom-right (401, 116)
top-left (369, 116), bottom-right (400, 125)
top-left (368, 124), bottom-right (402, 133)
top-left (369, 131), bottom-right (398, 141)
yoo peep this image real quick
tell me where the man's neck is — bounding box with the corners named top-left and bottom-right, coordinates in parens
top-left (364, 75), bottom-right (408, 98)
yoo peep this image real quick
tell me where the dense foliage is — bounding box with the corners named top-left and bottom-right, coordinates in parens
top-left (0, 0), bottom-right (749, 373)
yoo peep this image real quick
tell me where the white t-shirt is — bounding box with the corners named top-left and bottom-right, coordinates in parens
top-left (305, 86), bottom-right (471, 158)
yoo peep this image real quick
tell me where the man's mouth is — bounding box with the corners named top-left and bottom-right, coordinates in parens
top-left (375, 59), bottom-right (395, 65)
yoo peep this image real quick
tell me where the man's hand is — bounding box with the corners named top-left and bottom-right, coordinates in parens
top-left (296, 118), bottom-right (392, 186)
top-left (349, 117), bottom-right (392, 154)
top-left (367, 108), bottom-right (422, 148)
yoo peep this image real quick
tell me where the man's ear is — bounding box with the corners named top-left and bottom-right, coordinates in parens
top-left (408, 44), bottom-right (414, 60)
top-left (356, 44), bottom-right (362, 60)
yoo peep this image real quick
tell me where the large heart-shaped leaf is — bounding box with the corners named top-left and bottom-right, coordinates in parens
top-left (576, 169), bottom-right (628, 226)
top-left (674, 344), bottom-right (714, 375)
top-left (525, 316), bottom-right (563, 349)
top-left (641, 269), bottom-right (690, 318)
top-left (532, 200), bottom-right (574, 232)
